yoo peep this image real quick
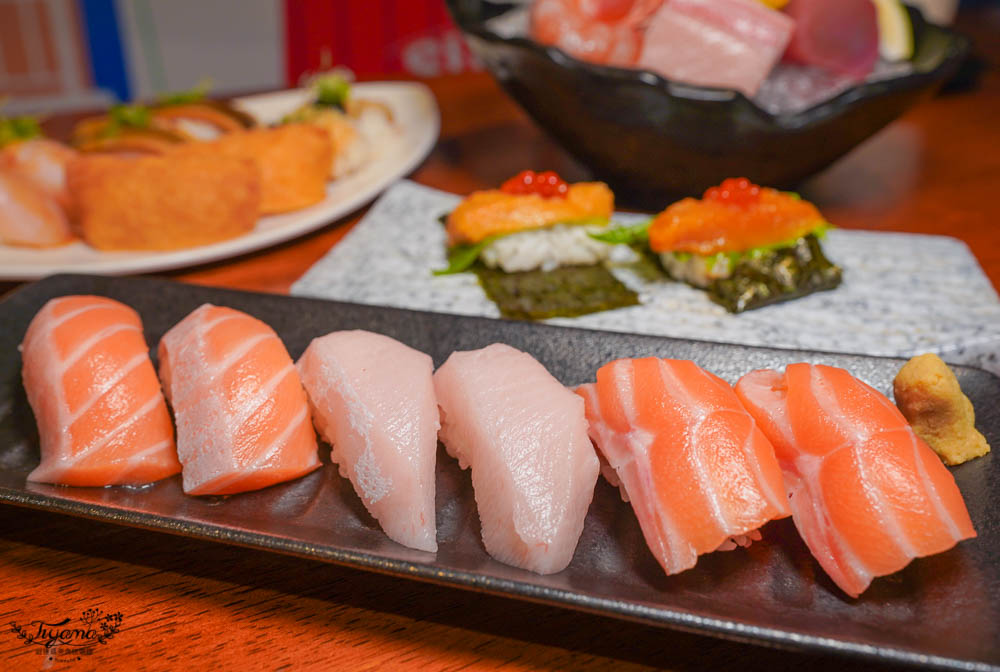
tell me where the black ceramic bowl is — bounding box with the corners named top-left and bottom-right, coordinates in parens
top-left (446, 0), bottom-right (970, 203)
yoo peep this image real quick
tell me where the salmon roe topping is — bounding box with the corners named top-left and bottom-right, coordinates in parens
top-left (703, 177), bottom-right (761, 207)
top-left (500, 170), bottom-right (569, 199)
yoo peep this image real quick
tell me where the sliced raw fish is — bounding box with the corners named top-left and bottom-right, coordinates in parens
top-left (297, 330), bottom-right (439, 552)
top-left (0, 138), bottom-right (78, 210)
top-left (158, 304), bottom-right (320, 495)
top-left (735, 363), bottom-right (977, 597)
top-left (0, 170), bottom-right (73, 247)
top-left (782, 0), bottom-right (879, 79)
top-left (578, 357), bottom-right (790, 575)
top-left (636, 0), bottom-right (795, 96)
top-left (531, 0), bottom-right (661, 66)
top-left (434, 343), bottom-right (599, 574)
top-left (21, 295), bottom-right (179, 486)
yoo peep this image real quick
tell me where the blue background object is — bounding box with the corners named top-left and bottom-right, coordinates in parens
top-left (78, 0), bottom-right (131, 102)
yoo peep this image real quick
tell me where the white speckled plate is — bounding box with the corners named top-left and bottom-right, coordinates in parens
top-left (292, 180), bottom-right (1000, 374)
top-left (0, 83), bottom-right (439, 280)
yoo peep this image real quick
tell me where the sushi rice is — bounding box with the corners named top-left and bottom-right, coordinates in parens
top-left (479, 223), bottom-right (613, 273)
top-left (659, 251), bottom-right (734, 288)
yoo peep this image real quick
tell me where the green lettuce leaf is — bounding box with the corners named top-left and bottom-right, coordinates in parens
top-left (157, 79), bottom-right (212, 106)
top-left (314, 73), bottom-right (351, 108)
top-left (433, 237), bottom-right (498, 276)
top-left (588, 219), bottom-right (651, 245)
top-left (433, 216), bottom-right (611, 276)
top-left (0, 116), bottom-right (41, 147)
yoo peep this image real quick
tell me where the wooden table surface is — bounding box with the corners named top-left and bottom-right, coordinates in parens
top-left (3, 8), bottom-right (1000, 671)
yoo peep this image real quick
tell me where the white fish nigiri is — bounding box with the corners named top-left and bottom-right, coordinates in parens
top-left (433, 343), bottom-right (599, 574)
top-left (297, 330), bottom-right (439, 552)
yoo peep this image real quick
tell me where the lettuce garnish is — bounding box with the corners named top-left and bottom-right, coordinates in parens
top-left (157, 79), bottom-right (212, 106)
top-left (434, 216), bottom-right (612, 276)
top-left (0, 116), bottom-right (41, 148)
top-left (587, 219), bottom-right (651, 246)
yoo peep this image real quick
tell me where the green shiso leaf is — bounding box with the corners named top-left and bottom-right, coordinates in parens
top-left (0, 116), bottom-right (42, 147)
top-left (588, 219), bottom-right (650, 245)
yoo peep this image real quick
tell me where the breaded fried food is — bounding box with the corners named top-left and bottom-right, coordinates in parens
top-left (893, 353), bottom-right (991, 466)
top-left (68, 152), bottom-right (260, 251)
top-left (174, 125), bottom-right (331, 214)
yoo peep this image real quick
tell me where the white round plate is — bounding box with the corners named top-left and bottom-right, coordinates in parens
top-left (0, 81), bottom-right (440, 280)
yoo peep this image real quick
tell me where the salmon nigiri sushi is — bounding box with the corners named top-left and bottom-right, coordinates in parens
top-left (297, 330), bottom-right (439, 552)
top-left (578, 358), bottom-right (790, 576)
top-left (158, 304), bottom-right (320, 495)
top-left (735, 363), bottom-right (977, 597)
top-left (21, 295), bottom-right (179, 486)
top-left (434, 343), bottom-right (599, 574)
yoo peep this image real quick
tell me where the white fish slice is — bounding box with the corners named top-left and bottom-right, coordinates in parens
top-left (297, 330), bottom-right (439, 552)
top-left (433, 343), bottom-right (599, 574)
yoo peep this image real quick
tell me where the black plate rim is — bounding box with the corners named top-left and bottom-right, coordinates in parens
top-left (1, 274), bottom-right (997, 672)
top-left (0, 485), bottom-right (990, 672)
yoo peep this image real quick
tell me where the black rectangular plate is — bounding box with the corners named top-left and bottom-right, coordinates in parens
top-left (2, 275), bottom-right (998, 670)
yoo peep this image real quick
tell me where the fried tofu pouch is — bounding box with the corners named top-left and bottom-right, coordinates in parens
top-left (173, 125), bottom-right (332, 214)
top-left (67, 152), bottom-right (259, 251)
top-left (893, 353), bottom-right (991, 465)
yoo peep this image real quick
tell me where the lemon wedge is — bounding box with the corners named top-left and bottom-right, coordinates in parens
top-left (758, 0), bottom-right (790, 8)
top-left (872, 0), bottom-right (914, 61)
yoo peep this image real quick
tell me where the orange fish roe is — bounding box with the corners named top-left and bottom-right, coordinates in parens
top-left (649, 179), bottom-right (826, 255)
top-left (703, 177), bottom-right (761, 207)
top-left (500, 170), bottom-right (569, 199)
top-left (446, 180), bottom-right (613, 246)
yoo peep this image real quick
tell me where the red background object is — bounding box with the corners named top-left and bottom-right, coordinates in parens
top-left (283, 0), bottom-right (480, 84)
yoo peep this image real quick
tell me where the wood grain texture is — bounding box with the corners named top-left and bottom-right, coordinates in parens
top-left (1, 8), bottom-right (999, 670)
